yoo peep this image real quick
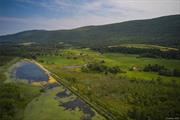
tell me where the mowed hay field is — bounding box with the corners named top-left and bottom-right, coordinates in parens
top-left (104, 53), bottom-right (180, 69)
top-left (37, 48), bottom-right (180, 119)
top-left (104, 53), bottom-right (180, 81)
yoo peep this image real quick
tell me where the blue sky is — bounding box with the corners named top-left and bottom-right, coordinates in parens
top-left (0, 0), bottom-right (180, 35)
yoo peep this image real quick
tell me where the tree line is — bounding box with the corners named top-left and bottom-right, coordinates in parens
top-left (0, 43), bottom-right (65, 59)
top-left (143, 64), bottom-right (180, 77)
top-left (94, 47), bottom-right (180, 59)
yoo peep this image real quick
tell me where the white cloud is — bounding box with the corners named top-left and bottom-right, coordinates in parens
top-left (15, 0), bottom-right (180, 18)
top-left (107, 0), bottom-right (180, 17)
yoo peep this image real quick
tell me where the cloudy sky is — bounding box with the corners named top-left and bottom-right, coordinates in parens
top-left (0, 0), bottom-right (180, 35)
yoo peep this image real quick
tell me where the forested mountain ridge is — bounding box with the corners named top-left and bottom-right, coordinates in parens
top-left (0, 15), bottom-right (180, 48)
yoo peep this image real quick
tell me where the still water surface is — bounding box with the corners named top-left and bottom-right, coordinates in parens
top-left (14, 61), bottom-right (48, 82)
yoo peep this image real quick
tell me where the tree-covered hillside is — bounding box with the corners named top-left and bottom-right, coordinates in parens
top-left (0, 15), bottom-right (180, 48)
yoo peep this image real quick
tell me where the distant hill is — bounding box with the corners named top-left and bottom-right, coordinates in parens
top-left (0, 15), bottom-right (180, 48)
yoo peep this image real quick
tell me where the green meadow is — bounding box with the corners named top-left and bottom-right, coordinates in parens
top-left (104, 53), bottom-right (180, 69)
top-left (37, 48), bottom-right (180, 119)
top-left (24, 86), bottom-right (104, 120)
top-left (38, 48), bottom-right (180, 82)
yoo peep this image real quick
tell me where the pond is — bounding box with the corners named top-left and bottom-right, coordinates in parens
top-left (61, 98), bottom-right (95, 120)
top-left (12, 61), bottom-right (49, 82)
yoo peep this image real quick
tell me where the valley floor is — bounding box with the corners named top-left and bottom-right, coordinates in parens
top-left (37, 48), bottom-right (180, 119)
top-left (0, 48), bottom-right (180, 120)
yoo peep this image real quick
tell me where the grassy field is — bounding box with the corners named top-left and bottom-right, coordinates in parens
top-left (23, 86), bottom-right (105, 120)
top-left (104, 53), bottom-right (180, 81)
top-left (37, 48), bottom-right (180, 119)
top-left (1, 48), bottom-right (179, 120)
top-left (104, 53), bottom-right (180, 69)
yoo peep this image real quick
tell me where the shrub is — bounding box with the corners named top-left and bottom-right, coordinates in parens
top-left (82, 62), bottom-right (121, 74)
